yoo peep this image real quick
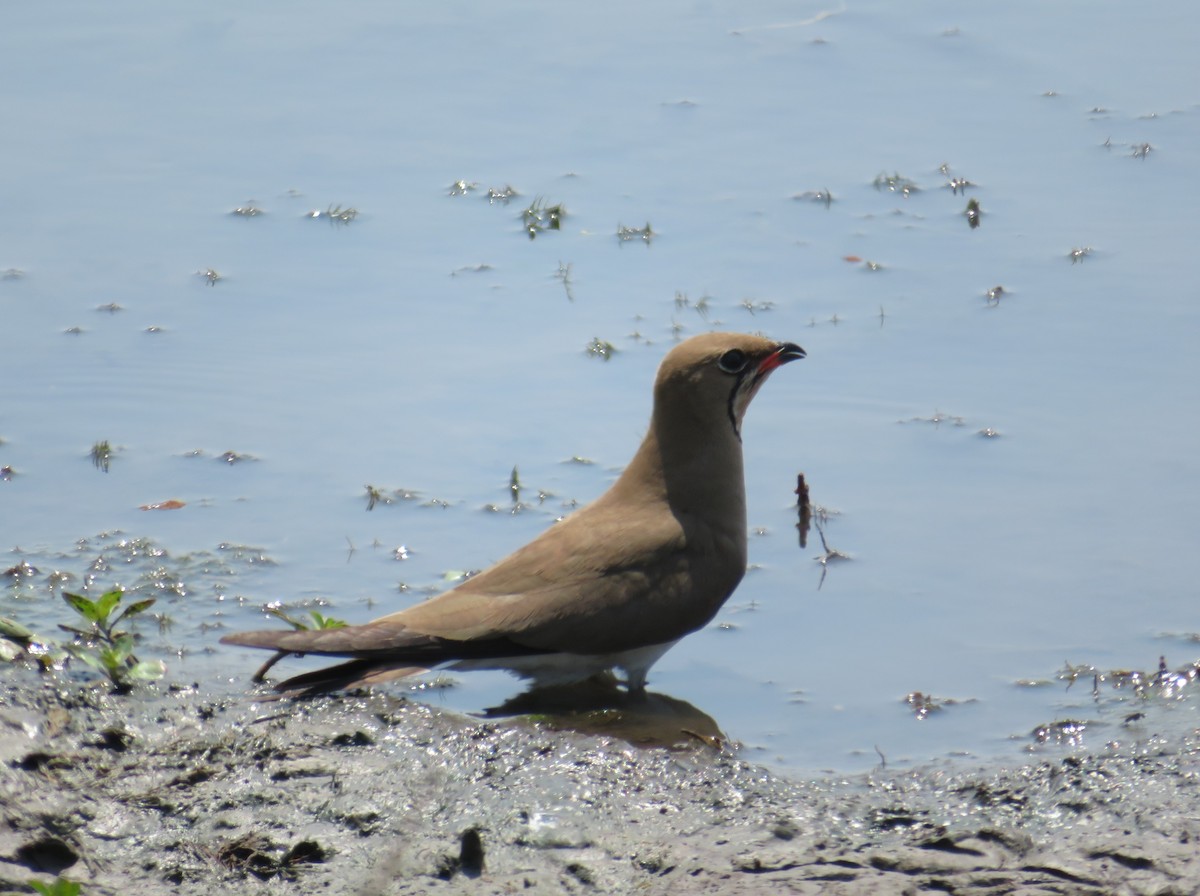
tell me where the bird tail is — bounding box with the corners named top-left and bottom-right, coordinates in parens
top-left (270, 658), bottom-right (428, 696)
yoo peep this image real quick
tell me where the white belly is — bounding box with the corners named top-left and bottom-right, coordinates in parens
top-left (447, 640), bottom-right (679, 691)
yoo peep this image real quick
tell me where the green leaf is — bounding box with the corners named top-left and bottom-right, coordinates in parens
top-left (73, 649), bottom-right (106, 672)
top-left (31, 878), bottom-right (82, 896)
top-left (113, 597), bottom-right (157, 626)
top-left (127, 659), bottom-right (167, 681)
top-left (0, 638), bottom-right (23, 662)
top-left (0, 615), bottom-right (34, 640)
top-left (267, 607), bottom-right (308, 630)
top-left (110, 633), bottom-right (135, 658)
top-left (309, 611), bottom-right (347, 630)
top-left (63, 592), bottom-right (101, 623)
top-left (94, 588), bottom-right (124, 624)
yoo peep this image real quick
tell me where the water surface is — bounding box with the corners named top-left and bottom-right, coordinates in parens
top-left (2, 0), bottom-right (1198, 773)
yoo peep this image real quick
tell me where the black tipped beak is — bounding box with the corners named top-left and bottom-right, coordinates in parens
top-left (758, 342), bottom-right (805, 374)
top-left (775, 342), bottom-right (806, 364)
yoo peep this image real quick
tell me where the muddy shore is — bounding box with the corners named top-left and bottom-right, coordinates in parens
top-left (1, 676), bottom-right (1197, 896)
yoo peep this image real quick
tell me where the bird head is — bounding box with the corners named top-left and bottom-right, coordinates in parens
top-left (653, 333), bottom-right (805, 442)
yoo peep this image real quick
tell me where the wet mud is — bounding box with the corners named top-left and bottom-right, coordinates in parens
top-left (2, 676), bottom-right (1198, 895)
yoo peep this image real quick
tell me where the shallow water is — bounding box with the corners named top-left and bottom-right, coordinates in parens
top-left (2, 0), bottom-right (1198, 774)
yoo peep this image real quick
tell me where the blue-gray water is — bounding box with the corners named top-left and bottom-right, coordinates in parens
top-left (2, 0), bottom-right (1198, 773)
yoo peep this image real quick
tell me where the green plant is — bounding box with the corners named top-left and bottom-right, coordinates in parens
top-left (267, 607), bottom-right (347, 632)
top-left (248, 607), bottom-right (347, 682)
top-left (60, 588), bottom-right (165, 692)
top-left (30, 876), bottom-right (82, 896)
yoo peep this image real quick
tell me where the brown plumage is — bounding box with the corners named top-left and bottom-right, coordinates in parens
top-left (220, 332), bottom-right (804, 695)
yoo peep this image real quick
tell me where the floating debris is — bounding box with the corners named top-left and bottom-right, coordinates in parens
top-left (792, 188), bottom-right (834, 208)
top-left (217, 450), bottom-right (254, 465)
top-left (585, 337), bottom-right (617, 361)
top-left (986, 285), bottom-right (1005, 305)
top-left (616, 222), bottom-right (655, 244)
top-left (1032, 719), bottom-right (1087, 746)
top-left (0, 465), bottom-right (13, 481)
top-left (739, 299), bottom-right (775, 315)
top-left (554, 261), bottom-right (574, 301)
top-left (1, 268), bottom-right (24, 280)
top-left (448, 180), bottom-right (479, 197)
top-left (96, 302), bottom-right (123, 313)
top-left (308, 204), bottom-right (358, 225)
top-left (451, 263), bottom-right (494, 276)
top-left (486, 184), bottom-right (519, 204)
top-left (1130, 142), bottom-right (1153, 160)
top-left (872, 171), bottom-right (920, 198)
top-left (1068, 246), bottom-right (1092, 264)
top-left (140, 499), bottom-right (186, 511)
top-left (902, 410), bottom-right (966, 427)
top-left (977, 427), bottom-right (1001, 438)
top-left (64, 326), bottom-right (84, 335)
top-left (230, 201), bottom-right (264, 217)
top-left (3, 561), bottom-right (38, 581)
top-left (946, 175), bottom-right (974, 195)
top-left (904, 691), bottom-right (958, 721)
top-left (196, 268), bottom-right (222, 286)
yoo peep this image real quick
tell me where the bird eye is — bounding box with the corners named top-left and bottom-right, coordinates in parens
top-left (717, 349), bottom-right (747, 373)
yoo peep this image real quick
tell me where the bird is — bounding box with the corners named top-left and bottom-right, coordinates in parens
top-left (220, 332), bottom-right (805, 696)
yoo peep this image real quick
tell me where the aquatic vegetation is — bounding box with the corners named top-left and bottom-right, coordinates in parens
top-left (267, 606), bottom-right (347, 632)
top-left (448, 179), bottom-right (479, 196)
top-left (616, 222), bottom-right (654, 244)
top-left (812, 515), bottom-right (849, 590)
top-left (307, 204), bottom-right (358, 225)
top-left (230, 201), bottom-right (264, 216)
top-left (245, 607), bottom-right (348, 682)
top-left (674, 291), bottom-right (712, 320)
top-left (965, 198), bottom-right (982, 229)
top-left (365, 484), bottom-right (390, 510)
top-left (60, 588), bottom-right (166, 692)
top-left (905, 691), bottom-right (947, 721)
top-left (521, 197), bottom-right (564, 238)
top-left (29, 878), bottom-right (81, 896)
top-left (196, 268), bottom-right (222, 286)
top-left (90, 440), bottom-right (113, 473)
